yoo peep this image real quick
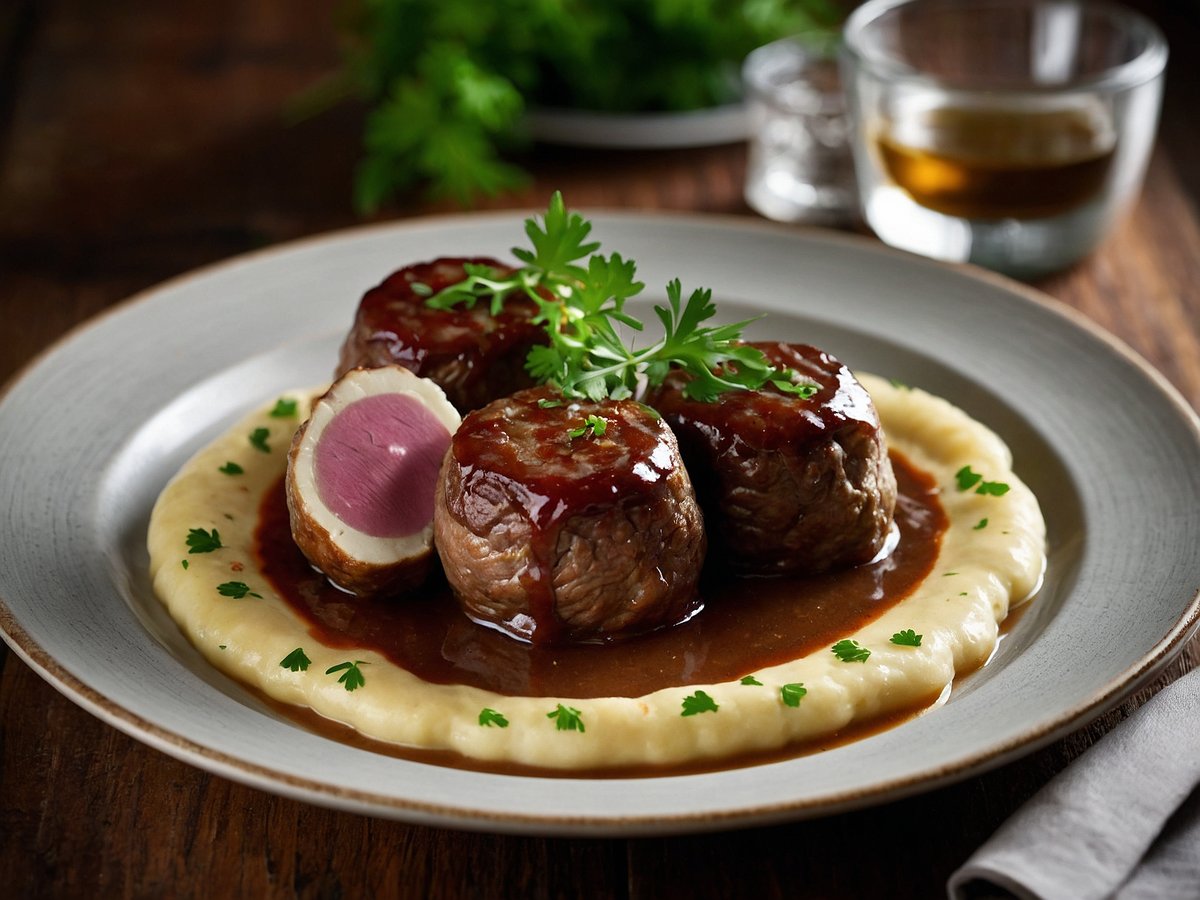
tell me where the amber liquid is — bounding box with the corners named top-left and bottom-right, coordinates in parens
top-left (876, 104), bottom-right (1116, 220)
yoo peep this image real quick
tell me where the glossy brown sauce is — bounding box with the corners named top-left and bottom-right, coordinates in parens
top-left (255, 452), bottom-right (945, 699)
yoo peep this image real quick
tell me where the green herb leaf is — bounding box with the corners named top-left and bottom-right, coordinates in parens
top-left (956, 465), bottom-right (1009, 496)
top-left (973, 517), bottom-right (989, 530)
top-left (217, 581), bottom-right (262, 600)
top-left (322, 1), bottom-right (841, 207)
top-left (280, 647), bottom-right (312, 671)
top-left (269, 398), bottom-right (298, 418)
top-left (427, 193), bottom-right (803, 403)
top-left (547, 703), bottom-right (585, 732)
top-left (186, 527), bottom-right (222, 554)
top-left (681, 690), bottom-right (719, 716)
top-left (831, 639), bottom-right (871, 663)
top-left (249, 427), bottom-right (271, 453)
top-left (780, 683), bottom-right (808, 707)
top-left (890, 629), bottom-right (922, 647)
top-left (567, 414), bottom-right (608, 439)
top-left (326, 660), bottom-right (367, 692)
top-left (181, 560), bottom-right (189, 570)
top-left (218, 461), bottom-right (244, 476)
top-left (478, 708), bottom-right (509, 728)
top-left (955, 465), bottom-right (983, 491)
top-left (740, 675), bottom-right (763, 686)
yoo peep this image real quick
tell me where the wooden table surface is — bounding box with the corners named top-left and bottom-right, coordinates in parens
top-left (2, 2), bottom-right (1198, 897)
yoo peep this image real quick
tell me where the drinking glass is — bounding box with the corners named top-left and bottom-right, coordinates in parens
top-left (743, 35), bottom-right (856, 225)
top-left (840, 0), bottom-right (1167, 278)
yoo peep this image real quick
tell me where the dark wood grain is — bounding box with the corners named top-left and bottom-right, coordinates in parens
top-left (1, 1), bottom-right (1197, 898)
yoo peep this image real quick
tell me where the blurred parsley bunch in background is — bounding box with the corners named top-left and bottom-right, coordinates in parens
top-left (313, 0), bottom-right (841, 211)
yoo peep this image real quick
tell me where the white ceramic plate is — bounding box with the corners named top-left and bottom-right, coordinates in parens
top-left (525, 103), bottom-right (748, 148)
top-left (2, 212), bottom-right (1198, 836)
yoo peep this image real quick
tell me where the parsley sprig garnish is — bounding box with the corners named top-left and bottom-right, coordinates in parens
top-left (427, 192), bottom-right (817, 403)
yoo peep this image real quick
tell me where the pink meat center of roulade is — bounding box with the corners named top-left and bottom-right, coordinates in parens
top-left (314, 393), bottom-right (451, 538)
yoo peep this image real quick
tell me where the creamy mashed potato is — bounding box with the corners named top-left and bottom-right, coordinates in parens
top-left (147, 375), bottom-right (1045, 770)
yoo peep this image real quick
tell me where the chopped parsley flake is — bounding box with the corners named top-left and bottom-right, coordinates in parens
top-left (890, 629), bottom-right (922, 647)
top-left (740, 675), bottom-right (763, 686)
top-left (955, 465), bottom-right (983, 491)
top-left (832, 639), bottom-right (871, 663)
top-left (180, 559), bottom-right (189, 570)
top-left (218, 461), bottom-right (244, 475)
top-left (770, 371), bottom-right (819, 398)
top-left (681, 690), bottom-right (719, 716)
top-left (537, 398), bottom-right (563, 409)
top-left (280, 647), bottom-right (311, 671)
top-left (955, 465), bottom-right (1010, 496)
top-left (568, 414), bottom-right (607, 439)
top-left (889, 378), bottom-right (911, 390)
top-left (780, 683), bottom-right (807, 707)
top-left (249, 427), bottom-right (271, 453)
top-left (217, 581), bottom-right (261, 599)
top-left (547, 703), bottom-right (585, 732)
top-left (973, 517), bottom-right (989, 530)
top-left (326, 660), bottom-right (367, 691)
top-left (269, 398), bottom-right (298, 418)
top-left (186, 527), bottom-right (222, 554)
top-left (218, 644), bottom-right (226, 650)
top-left (410, 281), bottom-right (432, 297)
top-left (478, 708), bottom-right (509, 728)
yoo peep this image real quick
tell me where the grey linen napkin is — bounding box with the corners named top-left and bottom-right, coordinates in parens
top-left (947, 665), bottom-right (1200, 900)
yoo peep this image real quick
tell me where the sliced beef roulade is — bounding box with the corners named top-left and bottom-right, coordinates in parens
top-left (433, 387), bottom-right (707, 645)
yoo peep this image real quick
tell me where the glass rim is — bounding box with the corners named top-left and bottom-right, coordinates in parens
top-left (841, 0), bottom-right (1168, 94)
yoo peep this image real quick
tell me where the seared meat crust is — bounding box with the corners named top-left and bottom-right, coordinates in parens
top-left (433, 387), bottom-right (706, 644)
top-left (650, 342), bottom-right (897, 576)
top-left (336, 257), bottom-right (546, 412)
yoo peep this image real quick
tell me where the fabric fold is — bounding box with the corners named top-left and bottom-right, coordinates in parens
top-left (947, 666), bottom-right (1200, 900)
